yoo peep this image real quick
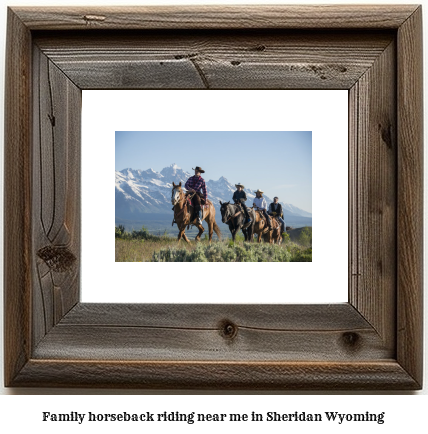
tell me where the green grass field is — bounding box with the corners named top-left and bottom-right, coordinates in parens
top-left (115, 226), bottom-right (312, 262)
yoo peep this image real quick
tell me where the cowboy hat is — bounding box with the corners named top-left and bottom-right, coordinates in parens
top-left (192, 166), bottom-right (205, 173)
top-left (235, 182), bottom-right (245, 188)
top-left (255, 189), bottom-right (264, 194)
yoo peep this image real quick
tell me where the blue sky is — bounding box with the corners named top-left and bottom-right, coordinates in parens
top-left (116, 131), bottom-right (312, 212)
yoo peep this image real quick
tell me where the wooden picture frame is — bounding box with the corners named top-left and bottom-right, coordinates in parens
top-left (4, 5), bottom-right (423, 389)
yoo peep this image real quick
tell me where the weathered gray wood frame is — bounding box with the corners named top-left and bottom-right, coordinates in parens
top-left (4, 5), bottom-right (423, 389)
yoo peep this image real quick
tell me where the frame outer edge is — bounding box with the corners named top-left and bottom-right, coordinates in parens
top-left (3, 5), bottom-right (424, 390)
top-left (9, 5), bottom-right (420, 30)
top-left (4, 8), bottom-right (32, 386)
top-left (12, 360), bottom-right (420, 390)
top-left (397, 6), bottom-right (423, 387)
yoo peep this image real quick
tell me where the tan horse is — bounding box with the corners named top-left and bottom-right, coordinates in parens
top-left (253, 210), bottom-right (282, 244)
top-left (171, 182), bottom-right (221, 243)
top-left (262, 217), bottom-right (283, 244)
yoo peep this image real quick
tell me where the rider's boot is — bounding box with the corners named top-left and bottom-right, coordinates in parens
top-left (197, 209), bottom-right (203, 225)
top-left (242, 206), bottom-right (252, 224)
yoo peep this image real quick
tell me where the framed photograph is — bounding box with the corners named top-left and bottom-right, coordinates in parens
top-left (82, 89), bottom-right (348, 305)
top-left (4, 5), bottom-right (423, 389)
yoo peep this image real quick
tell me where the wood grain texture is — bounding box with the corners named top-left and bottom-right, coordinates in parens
top-left (60, 303), bottom-right (370, 329)
top-left (3, 6), bottom-right (423, 390)
top-left (34, 31), bottom-right (393, 90)
top-left (349, 40), bottom-right (397, 350)
top-left (11, 5), bottom-right (419, 30)
top-left (12, 361), bottom-right (419, 390)
top-left (32, 47), bottom-right (81, 349)
top-left (396, 6), bottom-right (423, 387)
top-left (3, 8), bottom-right (32, 387)
top-left (32, 304), bottom-right (391, 362)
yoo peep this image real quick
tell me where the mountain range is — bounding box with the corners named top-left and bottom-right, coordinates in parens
top-left (116, 164), bottom-right (312, 227)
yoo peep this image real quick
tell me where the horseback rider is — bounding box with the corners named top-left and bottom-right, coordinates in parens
top-left (184, 166), bottom-right (207, 225)
top-left (268, 196), bottom-right (286, 234)
top-left (232, 183), bottom-right (252, 224)
top-left (253, 189), bottom-right (272, 230)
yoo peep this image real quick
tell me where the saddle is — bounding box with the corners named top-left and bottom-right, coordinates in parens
top-left (186, 194), bottom-right (213, 227)
top-left (185, 193), bottom-right (210, 206)
top-left (232, 202), bottom-right (243, 214)
top-left (256, 210), bottom-right (278, 233)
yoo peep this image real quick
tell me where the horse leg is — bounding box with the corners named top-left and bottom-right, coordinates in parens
top-left (258, 223), bottom-right (265, 242)
top-left (207, 217), bottom-right (214, 242)
top-left (177, 225), bottom-right (184, 243)
top-left (244, 228), bottom-right (251, 242)
top-left (249, 226), bottom-right (254, 243)
top-left (195, 224), bottom-right (205, 242)
top-left (178, 228), bottom-right (191, 244)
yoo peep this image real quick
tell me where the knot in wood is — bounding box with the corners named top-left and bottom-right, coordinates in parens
top-left (83, 15), bottom-right (106, 23)
top-left (37, 245), bottom-right (76, 272)
top-left (219, 320), bottom-right (238, 340)
top-left (378, 122), bottom-right (393, 149)
top-left (341, 332), bottom-right (361, 350)
top-left (175, 53), bottom-right (197, 60)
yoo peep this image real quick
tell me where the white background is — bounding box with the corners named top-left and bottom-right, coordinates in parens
top-left (82, 89), bottom-right (348, 304)
top-left (0, 0), bottom-right (427, 429)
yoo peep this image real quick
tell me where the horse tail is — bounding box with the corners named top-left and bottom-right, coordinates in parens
top-left (213, 220), bottom-right (222, 240)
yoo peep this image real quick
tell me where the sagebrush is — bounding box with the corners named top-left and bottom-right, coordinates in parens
top-left (115, 225), bottom-right (312, 262)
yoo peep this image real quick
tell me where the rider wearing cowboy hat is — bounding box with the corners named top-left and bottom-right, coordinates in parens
top-left (268, 196), bottom-right (286, 234)
top-left (185, 166), bottom-right (207, 225)
top-left (253, 189), bottom-right (272, 230)
top-left (232, 183), bottom-right (252, 224)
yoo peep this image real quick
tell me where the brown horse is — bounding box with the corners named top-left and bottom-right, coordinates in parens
top-left (253, 210), bottom-right (282, 244)
top-left (262, 217), bottom-right (283, 244)
top-left (171, 182), bottom-right (221, 243)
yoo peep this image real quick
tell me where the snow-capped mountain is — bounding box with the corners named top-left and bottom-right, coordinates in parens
top-left (116, 164), bottom-right (312, 221)
top-left (160, 164), bottom-right (191, 184)
top-left (115, 164), bottom-right (190, 215)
